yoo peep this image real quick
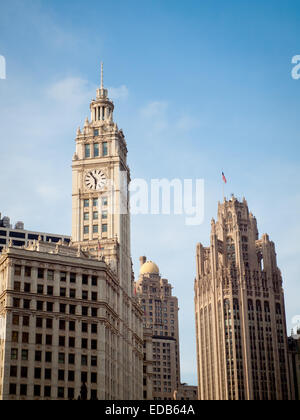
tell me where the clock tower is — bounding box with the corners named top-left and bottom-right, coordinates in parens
top-left (72, 64), bottom-right (132, 295)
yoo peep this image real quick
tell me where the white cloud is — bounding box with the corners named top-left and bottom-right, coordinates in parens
top-left (108, 84), bottom-right (129, 100)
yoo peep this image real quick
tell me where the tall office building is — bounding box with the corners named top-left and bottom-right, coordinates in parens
top-left (0, 66), bottom-right (144, 400)
top-left (287, 331), bottom-right (300, 400)
top-left (135, 256), bottom-right (181, 400)
top-left (0, 213), bottom-right (70, 254)
top-left (194, 196), bottom-right (291, 400)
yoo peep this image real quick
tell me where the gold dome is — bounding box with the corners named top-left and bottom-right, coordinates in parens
top-left (140, 261), bottom-right (159, 275)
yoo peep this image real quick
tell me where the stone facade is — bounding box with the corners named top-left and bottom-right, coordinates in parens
top-left (0, 67), bottom-right (144, 400)
top-left (143, 327), bottom-right (153, 400)
top-left (194, 196), bottom-right (291, 400)
top-left (135, 256), bottom-right (181, 400)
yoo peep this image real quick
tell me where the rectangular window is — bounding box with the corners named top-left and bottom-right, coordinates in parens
top-left (84, 226), bottom-right (89, 235)
top-left (23, 316), bottom-right (29, 327)
top-left (85, 144), bottom-right (90, 158)
top-left (92, 276), bottom-right (98, 286)
top-left (12, 314), bottom-right (19, 325)
top-left (38, 268), bottom-right (44, 279)
top-left (9, 384), bottom-right (17, 395)
top-left (94, 129), bottom-right (99, 137)
top-left (93, 198), bottom-right (98, 207)
top-left (20, 384), bottom-right (27, 396)
top-left (82, 274), bottom-right (88, 285)
top-left (14, 281), bottom-right (21, 292)
top-left (45, 352), bottom-right (52, 363)
top-left (44, 386), bottom-right (51, 398)
top-left (102, 196), bottom-right (108, 207)
top-left (102, 142), bottom-right (108, 156)
top-left (12, 331), bottom-right (18, 343)
top-left (25, 266), bottom-right (31, 277)
top-left (11, 349), bottom-right (18, 360)
top-left (47, 286), bottom-right (53, 296)
top-left (70, 289), bottom-right (76, 298)
top-left (35, 351), bottom-right (42, 362)
top-left (58, 353), bottom-right (65, 364)
top-left (60, 272), bottom-right (67, 282)
top-left (84, 212), bottom-right (89, 221)
top-left (84, 199), bottom-right (89, 208)
top-left (70, 273), bottom-right (76, 283)
top-left (59, 336), bottom-right (65, 347)
top-left (102, 211), bottom-right (108, 220)
top-left (34, 385), bottom-right (41, 397)
top-left (93, 225), bottom-right (98, 234)
top-left (93, 211), bottom-right (98, 220)
top-left (37, 284), bottom-right (44, 294)
top-left (14, 265), bottom-right (21, 276)
top-left (102, 224), bottom-right (108, 233)
top-left (94, 143), bottom-right (99, 157)
top-left (47, 270), bottom-right (54, 281)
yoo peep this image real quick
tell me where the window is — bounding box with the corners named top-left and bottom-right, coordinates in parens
top-left (69, 337), bottom-right (75, 348)
top-left (24, 283), bottom-right (31, 293)
top-left (46, 335), bottom-right (52, 345)
top-left (45, 352), bottom-right (52, 363)
top-left (93, 198), bottom-right (98, 207)
top-left (13, 314), bottom-right (19, 325)
top-left (35, 351), bottom-right (42, 362)
top-left (35, 368), bottom-right (41, 379)
top-left (84, 226), bottom-right (89, 235)
top-left (82, 274), bottom-right (88, 285)
top-left (102, 196), bottom-right (108, 206)
top-left (58, 370), bottom-right (65, 381)
top-left (21, 350), bottom-right (28, 361)
top-left (84, 212), bottom-right (89, 221)
top-left (91, 308), bottom-right (98, 317)
top-left (69, 305), bottom-right (76, 315)
top-left (82, 307), bottom-right (88, 316)
top-left (60, 272), bottom-right (67, 282)
top-left (21, 367), bottom-right (28, 378)
top-left (102, 142), bottom-right (108, 156)
top-left (102, 211), bottom-right (108, 220)
top-left (85, 144), bottom-right (91, 158)
top-left (81, 355), bottom-right (88, 366)
top-left (9, 384), bottom-right (17, 395)
top-left (70, 289), bottom-right (76, 298)
top-left (94, 143), bottom-right (99, 157)
top-left (82, 338), bottom-right (88, 349)
top-left (37, 284), bottom-right (44, 294)
top-left (92, 276), bottom-right (98, 286)
top-left (92, 292), bottom-right (97, 301)
top-left (22, 332), bottom-right (29, 344)
top-left (20, 384), bottom-right (27, 396)
top-left (70, 273), bottom-right (76, 283)
top-left (36, 334), bottom-right (42, 345)
top-left (58, 353), bottom-right (65, 364)
top-left (14, 265), bottom-right (21, 276)
top-left (38, 268), bottom-right (44, 279)
top-left (47, 270), bottom-right (54, 281)
top-left (102, 224), bottom-right (108, 233)
top-left (10, 366), bottom-right (17, 377)
top-left (84, 199), bottom-right (89, 208)
top-left (44, 386), bottom-right (51, 398)
top-left (69, 321), bottom-right (76, 331)
top-left (13, 298), bottom-right (20, 308)
top-left (94, 129), bottom-right (99, 137)
top-left (46, 319), bottom-right (53, 329)
top-left (25, 266), bottom-right (31, 277)
top-left (68, 371), bottom-right (75, 382)
top-left (91, 340), bottom-right (97, 350)
top-left (34, 385), bottom-right (41, 397)
top-left (11, 349), bottom-right (18, 360)
top-left (14, 281), bottom-right (21, 291)
top-left (68, 388), bottom-right (75, 400)
top-left (37, 301), bottom-right (43, 311)
top-left (59, 336), bottom-right (65, 347)
top-left (93, 225), bottom-right (98, 234)
top-left (59, 320), bottom-right (66, 330)
top-left (45, 369), bottom-right (52, 380)
top-left (60, 288), bottom-right (66, 297)
top-left (82, 323), bottom-right (88, 333)
top-left (23, 299), bottom-right (30, 309)
top-left (91, 356), bottom-right (97, 367)
top-left (68, 354), bottom-right (75, 365)
top-left (47, 302), bottom-right (53, 312)
top-left (91, 372), bottom-right (97, 383)
top-left (82, 291), bottom-right (88, 300)
top-left (91, 324), bottom-right (98, 334)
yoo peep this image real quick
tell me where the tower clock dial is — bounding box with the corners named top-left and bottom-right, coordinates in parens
top-left (85, 170), bottom-right (107, 191)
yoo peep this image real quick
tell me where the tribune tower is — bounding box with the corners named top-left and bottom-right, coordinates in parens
top-left (72, 64), bottom-right (132, 295)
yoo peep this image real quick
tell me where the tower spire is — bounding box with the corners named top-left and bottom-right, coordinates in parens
top-left (101, 62), bottom-right (104, 89)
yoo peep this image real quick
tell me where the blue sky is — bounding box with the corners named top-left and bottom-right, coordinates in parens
top-left (1, 0), bottom-right (300, 386)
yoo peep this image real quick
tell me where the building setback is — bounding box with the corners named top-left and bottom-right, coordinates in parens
top-left (135, 257), bottom-right (181, 400)
top-left (0, 213), bottom-right (70, 254)
top-left (194, 196), bottom-right (291, 400)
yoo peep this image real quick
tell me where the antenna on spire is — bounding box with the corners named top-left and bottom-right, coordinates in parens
top-left (101, 62), bottom-right (104, 89)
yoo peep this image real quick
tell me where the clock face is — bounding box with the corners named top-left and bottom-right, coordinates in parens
top-left (85, 170), bottom-right (107, 191)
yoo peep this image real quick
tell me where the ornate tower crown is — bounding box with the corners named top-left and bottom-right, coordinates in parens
top-left (90, 62), bottom-right (114, 125)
